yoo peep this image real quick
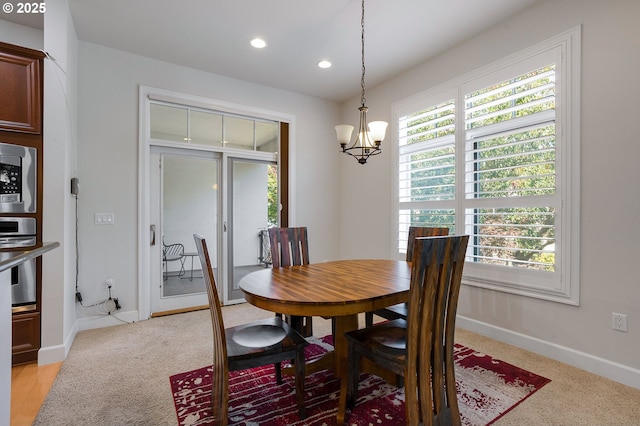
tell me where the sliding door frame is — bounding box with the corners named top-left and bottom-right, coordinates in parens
top-left (138, 85), bottom-right (296, 320)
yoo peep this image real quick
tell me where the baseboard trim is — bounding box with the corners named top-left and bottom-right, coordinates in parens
top-left (457, 316), bottom-right (640, 390)
top-left (76, 309), bottom-right (139, 331)
top-left (38, 320), bottom-right (77, 365)
top-left (38, 310), bottom-right (140, 365)
top-left (151, 305), bottom-right (208, 318)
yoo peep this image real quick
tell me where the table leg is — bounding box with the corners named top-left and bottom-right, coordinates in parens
top-left (334, 314), bottom-right (359, 426)
top-left (279, 314), bottom-right (359, 425)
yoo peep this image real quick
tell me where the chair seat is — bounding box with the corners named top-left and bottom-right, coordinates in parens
top-left (346, 319), bottom-right (407, 365)
top-left (227, 317), bottom-right (308, 368)
top-left (380, 303), bottom-right (407, 319)
top-left (365, 303), bottom-right (408, 327)
top-left (384, 303), bottom-right (407, 318)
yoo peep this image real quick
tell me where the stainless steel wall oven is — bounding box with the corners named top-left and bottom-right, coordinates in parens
top-left (0, 217), bottom-right (37, 312)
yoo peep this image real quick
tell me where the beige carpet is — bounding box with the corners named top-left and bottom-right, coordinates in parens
top-left (35, 304), bottom-right (640, 425)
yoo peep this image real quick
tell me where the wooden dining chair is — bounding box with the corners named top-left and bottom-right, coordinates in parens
top-left (268, 227), bottom-right (314, 337)
top-left (364, 226), bottom-right (449, 327)
top-left (194, 234), bottom-right (309, 424)
top-left (343, 234), bottom-right (469, 426)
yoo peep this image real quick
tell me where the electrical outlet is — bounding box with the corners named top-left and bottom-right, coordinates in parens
top-left (612, 312), bottom-right (628, 332)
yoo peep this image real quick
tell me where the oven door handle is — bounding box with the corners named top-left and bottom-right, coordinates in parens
top-left (0, 236), bottom-right (37, 248)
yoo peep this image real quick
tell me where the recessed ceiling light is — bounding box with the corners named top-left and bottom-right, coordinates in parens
top-left (318, 60), bottom-right (332, 69)
top-left (250, 38), bottom-right (267, 49)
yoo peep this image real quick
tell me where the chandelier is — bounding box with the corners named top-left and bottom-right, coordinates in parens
top-left (335, 0), bottom-right (388, 165)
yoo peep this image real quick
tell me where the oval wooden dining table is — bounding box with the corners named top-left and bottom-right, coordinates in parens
top-left (239, 259), bottom-right (411, 424)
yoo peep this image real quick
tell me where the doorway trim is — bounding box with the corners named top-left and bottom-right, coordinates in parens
top-left (137, 85), bottom-right (296, 320)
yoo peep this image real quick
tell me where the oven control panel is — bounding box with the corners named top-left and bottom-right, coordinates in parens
top-left (0, 143), bottom-right (36, 212)
top-left (0, 157), bottom-right (21, 202)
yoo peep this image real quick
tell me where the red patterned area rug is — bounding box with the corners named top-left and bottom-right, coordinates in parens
top-left (170, 336), bottom-right (549, 425)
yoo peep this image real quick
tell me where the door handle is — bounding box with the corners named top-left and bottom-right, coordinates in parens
top-left (150, 224), bottom-right (156, 246)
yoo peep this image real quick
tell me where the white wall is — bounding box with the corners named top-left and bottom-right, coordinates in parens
top-left (338, 0), bottom-right (640, 387)
top-left (72, 41), bottom-right (341, 328)
top-left (40, 0), bottom-right (79, 364)
top-left (0, 19), bottom-right (42, 50)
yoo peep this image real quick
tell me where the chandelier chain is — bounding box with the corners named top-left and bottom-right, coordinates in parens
top-left (360, 0), bottom-right (366, 108)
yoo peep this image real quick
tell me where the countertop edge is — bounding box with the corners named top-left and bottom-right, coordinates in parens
top-left (0, 242), bottom-right (60, 272)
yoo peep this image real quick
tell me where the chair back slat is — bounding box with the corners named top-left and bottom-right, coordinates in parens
top-left (194, 234), bottom-right (230, 426)
top-left (266, 227), bottom-right (314, 337)
top-left (268, 227), bottom-right (310, 268)
top-left (404, 234), bottom-right (468, 426)
top-left (405, 226), bottom-right (449, 261)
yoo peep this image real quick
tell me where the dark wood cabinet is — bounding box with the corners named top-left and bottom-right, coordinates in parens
top-left (11, 311), bottom-right (40, 365)
top-left (0, 42), bottom-right (44, 134)
top-left (0, 41), bottom-right (45, 365)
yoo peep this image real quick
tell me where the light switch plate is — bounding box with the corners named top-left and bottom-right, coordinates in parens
top-left (95, 213), bottom-right (115, 225)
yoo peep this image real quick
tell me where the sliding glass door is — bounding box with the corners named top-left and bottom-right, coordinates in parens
top-left (149, 150), bottom-right (279, 312)
top-left (150, 147), bottom-right (220, 313)
top-left (141, 87), bottom-right (290, 317)
top-left (227, 158), bottom-right (278, 302)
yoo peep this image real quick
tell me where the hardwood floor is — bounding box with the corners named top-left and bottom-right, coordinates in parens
top-left (11, 361), bottom-right (61, 425)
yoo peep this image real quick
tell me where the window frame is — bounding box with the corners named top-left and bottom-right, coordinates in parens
top-left (392, 27), bottom-right (581, 304)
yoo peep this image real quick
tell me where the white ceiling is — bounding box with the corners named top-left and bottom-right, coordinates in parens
top-left (6, 0), bottom-right (539, 102)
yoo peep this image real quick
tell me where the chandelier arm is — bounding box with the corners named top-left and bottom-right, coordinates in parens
top-left (341, 146), bottom-right (382, 164)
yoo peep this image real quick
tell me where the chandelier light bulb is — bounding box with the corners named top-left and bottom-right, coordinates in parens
top-left (335, 125), bottom-right (354, 146)
top-left (368, 121), bottom-right (388, 143)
